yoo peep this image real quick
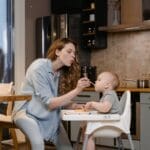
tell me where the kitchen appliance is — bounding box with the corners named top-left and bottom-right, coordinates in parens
top-left (36, 16), bottom-right (51, 58)
top-left (36, 13), bottom-right (94, 66)
top-left (137, 79), bottom-right (149, 88)
top-left (36, 14), bottom-right (81, 58)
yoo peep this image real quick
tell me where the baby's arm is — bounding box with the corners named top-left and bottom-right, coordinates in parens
top-left (85, 100), bottom-right (112, 113)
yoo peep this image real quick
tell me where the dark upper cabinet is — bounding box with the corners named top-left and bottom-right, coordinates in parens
top-left (143, 0), bottom-right (150, 20)
top-left (51, 0), bottom-right (82, 14)
top-left (80, 0), bottom-right (107, 49)
top-left (51, 0), bottom-right (107, 49)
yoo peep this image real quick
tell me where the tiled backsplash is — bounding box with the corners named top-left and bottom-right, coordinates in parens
top-left (91, 31), bottom-right (150, 87)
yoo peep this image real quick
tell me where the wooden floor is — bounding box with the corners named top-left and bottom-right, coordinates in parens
top-left (1, 143), bottom-right (56, 150)
top-left (1, 139), bottom-right (131, 150)
top-left (1, 143), bottom-right (122, 150)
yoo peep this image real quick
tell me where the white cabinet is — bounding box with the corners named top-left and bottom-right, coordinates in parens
top-left (140, 93), bottom-right (150, 150)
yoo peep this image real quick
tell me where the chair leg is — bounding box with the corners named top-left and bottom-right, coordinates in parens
top-left (82, 134), bottom-right (89, 150)
top-left (10, 128), bottom-right (19, 150)
top-left (26, 137), bottom-right (31, 150)
top-left (0, 128), bottom-right (2, 150)
top-left (127, 134), bottom-right (135, 150)
top-left (117, 137), bottom-right (124, 150)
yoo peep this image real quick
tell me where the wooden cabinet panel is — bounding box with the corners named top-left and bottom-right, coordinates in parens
top-left (98, 0), bottom-right (150, 32)
top-left (121, 0), bottom-right (142, 24)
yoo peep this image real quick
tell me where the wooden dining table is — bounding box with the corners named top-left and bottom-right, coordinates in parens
top-left (0, 94), bottom-right (32, 102)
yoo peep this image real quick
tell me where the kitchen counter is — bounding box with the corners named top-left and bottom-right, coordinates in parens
top-left (84, 87), bottom-right (150, 92)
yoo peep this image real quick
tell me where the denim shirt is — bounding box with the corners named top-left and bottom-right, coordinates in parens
top-left (13, 58), bottom-right (61, 143)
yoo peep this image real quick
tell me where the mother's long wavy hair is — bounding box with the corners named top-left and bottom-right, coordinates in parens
top-left (47, 38), bottom-right (80, 95)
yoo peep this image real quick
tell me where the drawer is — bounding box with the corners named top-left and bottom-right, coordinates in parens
top-left (140, 93), bottom-right (150, 104)
top-left (73, 91), bottom-right (99, 103)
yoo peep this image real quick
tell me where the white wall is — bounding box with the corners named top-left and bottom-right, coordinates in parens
top-left (14, 0), bottom-right (25, 92)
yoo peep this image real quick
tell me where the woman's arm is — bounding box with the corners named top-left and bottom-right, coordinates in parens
top-left (49, 77), bottom-right (90, 110)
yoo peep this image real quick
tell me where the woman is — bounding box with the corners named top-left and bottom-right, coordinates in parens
top-left (12, 38), bottom-right (90, 150)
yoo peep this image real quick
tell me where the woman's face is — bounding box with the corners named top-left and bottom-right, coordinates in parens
top-left (56, 43), bottom-right (76, 67)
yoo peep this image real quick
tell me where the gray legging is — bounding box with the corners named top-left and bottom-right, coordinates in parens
top-left (13, 110), bottom-right (73, 150)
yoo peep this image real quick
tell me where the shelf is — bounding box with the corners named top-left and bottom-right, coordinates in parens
top-left (82, 32), bottom-right (95, 36)
top-left (82, 8), bottom-right (95, 12)
top-left (98, 21), bottom-right (150, 33)
top-left (82, 20), bottom-right (95, 24)
top-left (80, 0), bottom-right (107, 49)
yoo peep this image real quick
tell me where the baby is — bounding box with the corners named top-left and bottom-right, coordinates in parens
top-left (84, 71), bottom-right (121, 150)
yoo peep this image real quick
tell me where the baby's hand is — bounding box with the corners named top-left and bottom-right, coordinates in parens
top-left (84, 102), bottom-right (94, 111)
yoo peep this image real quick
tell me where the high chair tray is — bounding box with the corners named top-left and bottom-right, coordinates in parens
top-left (61, 109), bottom-right (120, 121)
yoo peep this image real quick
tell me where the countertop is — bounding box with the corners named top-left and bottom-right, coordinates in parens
top-left (84, 87), bottom-right (150, 93)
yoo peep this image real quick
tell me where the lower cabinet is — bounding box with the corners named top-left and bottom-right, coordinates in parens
top-left (140, 93), bottom-right (150, 150)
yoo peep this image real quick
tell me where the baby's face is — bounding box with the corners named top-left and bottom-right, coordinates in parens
top-left (95, 72), bottom-right (113, 92)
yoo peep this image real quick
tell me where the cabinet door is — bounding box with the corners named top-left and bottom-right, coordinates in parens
top-left (140, 104), bottom-right (150, 150)
top-left (121, 0), bottom-right (142, 24)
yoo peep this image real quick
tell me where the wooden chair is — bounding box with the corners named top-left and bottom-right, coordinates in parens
top-left (0, 82), bottom-right (31, 150)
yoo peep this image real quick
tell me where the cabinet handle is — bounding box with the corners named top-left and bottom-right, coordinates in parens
top-left (77, 95), bottom-right (90, 98)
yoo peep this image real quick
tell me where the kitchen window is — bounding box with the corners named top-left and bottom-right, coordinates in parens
top-left (0, 0), bottom-right (14, 83)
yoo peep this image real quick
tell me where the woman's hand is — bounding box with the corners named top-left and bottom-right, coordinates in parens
top-left (76, 77), bottom-right (91, 92)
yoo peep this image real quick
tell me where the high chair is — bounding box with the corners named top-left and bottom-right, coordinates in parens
top-left (0, 82), bottom-right (31, 150)
top-left (82, 90), bottom-right (135, 150)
